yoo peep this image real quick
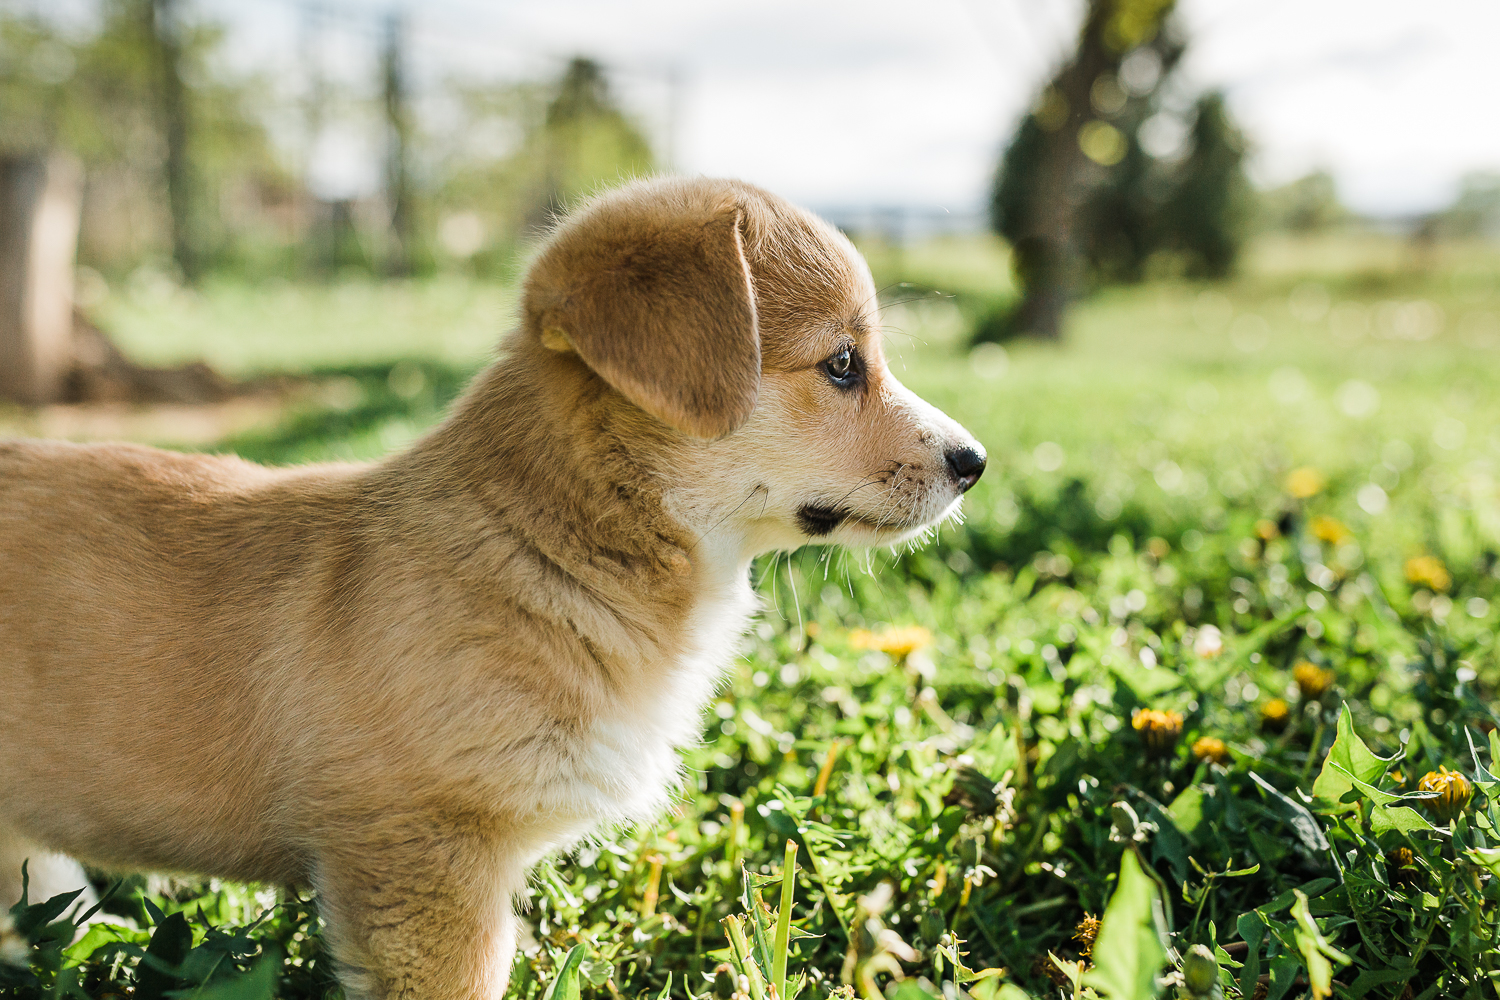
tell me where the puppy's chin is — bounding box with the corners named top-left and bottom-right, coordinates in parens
top-left (796, 496), bottom-right (965, 548)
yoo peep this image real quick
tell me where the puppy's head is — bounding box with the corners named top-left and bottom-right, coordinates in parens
top-left (522, 177), bottom-right (985, 556)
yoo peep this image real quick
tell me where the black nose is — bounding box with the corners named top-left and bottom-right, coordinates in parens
top-left (945, 444), bottom-right (986, 493)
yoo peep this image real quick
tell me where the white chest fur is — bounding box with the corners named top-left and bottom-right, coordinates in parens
top-left (523, 561), bottom-right (756, 846)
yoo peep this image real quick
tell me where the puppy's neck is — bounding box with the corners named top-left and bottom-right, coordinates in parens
top-left (398, 340), bottom-right (751, 687)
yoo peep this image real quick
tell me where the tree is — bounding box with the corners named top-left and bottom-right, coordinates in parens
top-left (529, 57), bottom-right (656, 231)
top-left (986, 0), bottom-right (1178, 341)
top-left (0, 155), bottom-right (81, 405)
top-left (982, 0), bottom-right (1249, 342)
top-left (432, 57), bottom-right (656, 269)
top-left (1157, 92), bottom-right (1250, 278)
top-left (0, 2), bottom-right (282, 278)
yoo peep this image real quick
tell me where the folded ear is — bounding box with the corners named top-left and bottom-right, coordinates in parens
top-left (523, 203), bottom-right (760, 439)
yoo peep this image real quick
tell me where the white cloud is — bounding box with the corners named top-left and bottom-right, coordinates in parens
top-left (205, 0), bottom-right (1499, 217)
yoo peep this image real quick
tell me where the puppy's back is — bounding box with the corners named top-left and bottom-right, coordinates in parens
top-left (0, 440), bottom-right (361, 880)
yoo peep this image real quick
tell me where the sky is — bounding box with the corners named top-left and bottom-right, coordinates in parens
top-left (203, 0), bottom-right (1500, 219)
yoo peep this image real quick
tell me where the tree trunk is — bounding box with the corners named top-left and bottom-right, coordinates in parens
top-left (381, 10), bottom-right (414, 277)
top-left (1008, 0), bottom-right (1116, 340)
top-left (147, 0), bottom-right (200, 283)
top-left (0, 154), bottom-right (82, 406)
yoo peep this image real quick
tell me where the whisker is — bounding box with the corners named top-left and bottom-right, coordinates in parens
top-left (694, 483), bottom-right (767, 548)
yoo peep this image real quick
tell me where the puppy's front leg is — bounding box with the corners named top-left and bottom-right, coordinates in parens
top-left (315, 827), bottom-right (521, 1000)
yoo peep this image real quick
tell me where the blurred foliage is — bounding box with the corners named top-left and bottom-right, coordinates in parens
top-left (434, 56), bottom-right (656, 276)
top-left (0, 5), bottom-right (655, 283)
top-left (1258, 172), bottom-right (1351, 236)
top-left (0, 1), bottom-right (286, 277)
top-left (1431, 173), bottom-right (1500, 242)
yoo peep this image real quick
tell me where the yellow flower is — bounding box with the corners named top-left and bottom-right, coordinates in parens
top-left (1405, 555), bottom-right (1452, 593)
top-left (1286, 467), bottom-right (1325, 499)
top-left (1418, 766), bottom-right (1472, 823)
top-left (1386, 847), bottom-right (1421, 889)
top-left (1073, 913), bottom-right (1101, 956)
top-left (1260, 699), bottom-right (1291, 732)
top-left (1254, 518), bottom-right (1280, 541)
top-left (1132, 708), bottom-right (1184, 757)
top-left (1192, 736), bottom-right (1231, 765)
top-left (1293, 661), bottom-right (1336, 700)
top-left (1309, 515), bottom-right (1351, 545)
top-left (849, 625), bottom-right (932, 658)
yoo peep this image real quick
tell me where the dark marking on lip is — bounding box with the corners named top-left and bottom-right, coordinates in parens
top-left (796, 504), bottom-right (844, 537)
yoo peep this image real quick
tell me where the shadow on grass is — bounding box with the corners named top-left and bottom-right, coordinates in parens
top-left (208, 359), bottom-right (479, 466)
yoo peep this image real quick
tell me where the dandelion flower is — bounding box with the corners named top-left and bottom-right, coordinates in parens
top-left (1132, 708), bottom-right (1184, 757)
top-left (1405, 555), bottom-right (1452, 593)
top-left (850, 625), bottom-right (932, 658)
top-left (1073, 913), bottom-right (1101, 956)
top-left (1192, 736), bottom-right (1231, 765)
top-left (1286, 467), bottom-right (1325, 499)
top-left (1309, 515), bottom-right (1351, 545)
top-left (1418, 766), bottom-right (1472, 822)
top-left (1260, 699), bottom-right (1291, 732)
top-left (1293, 661), bottom-right (1336, 699)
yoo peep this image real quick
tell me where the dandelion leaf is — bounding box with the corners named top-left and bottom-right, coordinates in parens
top-left (541, 945), bottom-right (588, 1000)
top-left (1312, 704), bottom-right (1397, 814)
top-left (1251, 772), bottom-right (1329, 851)
top-left (1081, 851), bottom-right (1166, 999)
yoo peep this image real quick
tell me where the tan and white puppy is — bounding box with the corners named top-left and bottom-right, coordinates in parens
top-left (0, 177), bottom-right (984, 998)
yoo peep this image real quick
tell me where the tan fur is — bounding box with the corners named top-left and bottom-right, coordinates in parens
top-left (0, 177), bottom-right (982, 999)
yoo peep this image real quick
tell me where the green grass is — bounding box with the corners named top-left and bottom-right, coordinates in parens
top-left (5, 233), bottom-right (1500, 1000)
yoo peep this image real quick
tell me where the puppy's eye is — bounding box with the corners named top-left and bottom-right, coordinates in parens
top-left (822, 347), bottom-right (860, 389)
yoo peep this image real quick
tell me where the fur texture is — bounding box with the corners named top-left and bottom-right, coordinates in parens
top-left (0, 177), bottom-right (983, 999)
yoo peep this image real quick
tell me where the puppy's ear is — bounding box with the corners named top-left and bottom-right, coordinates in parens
top-left (524, 206), bottom-right (760, 439)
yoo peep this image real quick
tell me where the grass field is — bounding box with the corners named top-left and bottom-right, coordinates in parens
top-left (5, 231), bottom-right (1500, 1000)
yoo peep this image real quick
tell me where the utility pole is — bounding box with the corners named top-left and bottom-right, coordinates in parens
top-left (381, 8), bottom-right (414, 277)
top-left (147, 0), bottom-right (200, 284)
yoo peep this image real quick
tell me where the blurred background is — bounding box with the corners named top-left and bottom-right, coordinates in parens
top-left (0, 0), bottom-right (1496, 510)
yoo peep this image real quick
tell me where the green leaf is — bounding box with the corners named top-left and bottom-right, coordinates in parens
top-left (1236, 911), bottom-right (1264, 999)
top-left (1267, 953), bottom-right (1301, 1000)
top-left (1465, 846), bottom-right (1500, 877)
top-left (1250, 773), bottom-right (1330, 852)
top-left (165, 944), bottom-right (282, 1000)
top-left (12, 887), bottom-right (85, 937)
top-left (1290, 890), bottom-right (1350, 1000)
top-left (1166, 785), bottom-right (1206, 838)
top-left (1133, 796), bottom-right (1191, 883)
top-left (1467, 727), bottom-right (1498, 783)
top-left (134, 911), bottom-right (192, 1000)
top-left (541, 945), bottom-right (588, 1000)
top-left (1312, 705), bottom-right (1397, 814)
top-left (1082, 851), bottom-right (1166, 999)
top-left (1347, 967), bottom-right (1417, 999)
top-left (1108, 657), bottom-right (1183, 701)
top-left (1369, 804), bottom-right (1436, 834)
